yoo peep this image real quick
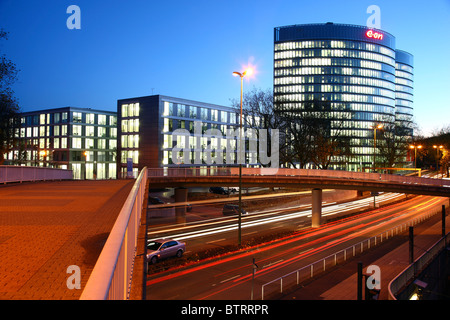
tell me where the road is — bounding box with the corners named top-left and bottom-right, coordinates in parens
top-left (145, 193), bottom-right (448, 300)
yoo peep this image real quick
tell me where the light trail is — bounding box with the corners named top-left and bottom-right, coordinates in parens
top-left (147, 192), bottom-right (404, 242)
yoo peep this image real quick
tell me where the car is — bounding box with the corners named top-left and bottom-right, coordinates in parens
top-left (209, 187), bottom-right (230, 195)
top-left (148, 196), bottom-right (164, 204)
top-left (222, 204), bottom-right (248, 216)
top-left (147, 239), bottom-right (186, 264)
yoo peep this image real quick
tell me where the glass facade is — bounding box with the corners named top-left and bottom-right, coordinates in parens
top-left (274, 23), bottom-right (413, 170)
top-left (8, 107), bottom-right (117, 179)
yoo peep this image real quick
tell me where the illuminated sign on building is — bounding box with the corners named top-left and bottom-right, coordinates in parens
top-left (366, 30), bottom-right (383, 40)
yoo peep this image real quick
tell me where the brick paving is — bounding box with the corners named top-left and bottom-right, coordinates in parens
top-left (0, 179), bottom-right (134, 300)
top-left (280, 209), bottom-right (450, 300)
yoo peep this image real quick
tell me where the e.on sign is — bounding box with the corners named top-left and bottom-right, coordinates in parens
top-left (366, 29), bottom-right (383, 40)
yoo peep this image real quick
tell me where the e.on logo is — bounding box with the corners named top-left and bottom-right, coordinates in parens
top-left (366, 29), bottom-right (384, 40)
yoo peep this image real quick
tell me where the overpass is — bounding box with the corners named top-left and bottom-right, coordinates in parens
top-left (147, 167), bottom-right (450, 228)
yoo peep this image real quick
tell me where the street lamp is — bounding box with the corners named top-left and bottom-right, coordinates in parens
top-left (39, 150), bottom-right (47, 167)
top-left (373, 124), bottom-right (383, 173)
top-left (433, 145), bottom-right (443, 172)
top-left (409, 144), bottom-right (422, 169)
top-left (233, 68), bottom-right (252, 247)
top-left (83, 151), bottom-right (88, 180)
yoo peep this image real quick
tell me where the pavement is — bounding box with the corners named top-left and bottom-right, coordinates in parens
top-left (279, 206), bottom-right (450, 300)
top-left (0, 179), bottom-right (134, 300)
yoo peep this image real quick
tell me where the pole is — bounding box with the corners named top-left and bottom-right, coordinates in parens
top-left (409, 226), bottom-right (414, 264)
top-left (238, 75), bottom-right (243, 247)
top-left (251, 258), bottom-right (258, 300)
top-left (357, 261), bottom-right (363, 300)
top-left (442, 205), bottom-right (446, 238)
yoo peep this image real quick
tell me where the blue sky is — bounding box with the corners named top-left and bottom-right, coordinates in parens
top-left (0, 0), bottom-right (449, 136)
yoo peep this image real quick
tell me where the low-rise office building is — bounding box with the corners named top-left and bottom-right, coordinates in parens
top-left (117, 95), bottom-right (269, 177)
top-left (7, 107), bottom-right (118, 179)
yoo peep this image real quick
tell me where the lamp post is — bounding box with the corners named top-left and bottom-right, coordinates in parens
top-left (433, 145), bottom-right (443, 173)
top-left (233, 68), bottom-right (252, 247)
top-left (83, 151), bottom-right (88, 180)
top-left (409, 144), bottom-right (422, 169)
top-left (39, 150), bottom-right (47, 167)
top-left (373, 124), bottom-right (383, 173)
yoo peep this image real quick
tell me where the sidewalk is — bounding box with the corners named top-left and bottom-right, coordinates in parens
top-left (280, 209), bottom-right (450, 300)
top-left (0, 179), bottom-right (134, 300)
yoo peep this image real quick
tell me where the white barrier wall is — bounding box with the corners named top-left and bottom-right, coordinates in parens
top-left (0, 165), bottom-right (73, 183)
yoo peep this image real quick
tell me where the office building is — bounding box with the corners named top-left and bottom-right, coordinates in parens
top-left (7, 107), bottom-right (118, 179)
top-left (117, 95), bottom-right (265, 176)
top-left (273, 23), bottom-right (414, 170)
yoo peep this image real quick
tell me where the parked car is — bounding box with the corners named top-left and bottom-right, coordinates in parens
top-left (222, 204), bottom-right (248, 216)
top-left (148, 196), bottom-right (164, 204)
top-left (209, 187), bottom-right (229, 195)
top-left (147, 239), bottom-right (186, 264)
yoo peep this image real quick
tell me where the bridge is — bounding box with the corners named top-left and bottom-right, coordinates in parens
top-left (147, 167), bottom-right (450, 228)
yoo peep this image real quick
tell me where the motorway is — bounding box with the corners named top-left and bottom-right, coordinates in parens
top-left (145, 192), bottom-right (448, 300)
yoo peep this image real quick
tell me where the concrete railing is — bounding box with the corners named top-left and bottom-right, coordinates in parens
top-left (147, 167), bottom-right (450, 188)
top-left (0, 165), bottom-right (73, 183)
top-left (80, 167), bottom-right (147, 300)
top-left (388, 232), bottom-right (450, 300)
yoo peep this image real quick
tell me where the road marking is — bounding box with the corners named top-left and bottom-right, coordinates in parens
top-left (243, 231), bottom-right (258, 236)
top-left (298, 248), bottom-right (314, 255)
top-left (207, 238), bottom-right (226, 244)
top-left (220, 275), bottom-right (241, 283)
top-left (262, 259), bottom-right (284, 269)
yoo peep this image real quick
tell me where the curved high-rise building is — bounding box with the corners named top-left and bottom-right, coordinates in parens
top-left (273, 23), bottom-right (413, 170)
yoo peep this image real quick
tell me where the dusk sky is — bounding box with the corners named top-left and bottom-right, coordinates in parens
top-left (0, 0), bottom-right (449, 136)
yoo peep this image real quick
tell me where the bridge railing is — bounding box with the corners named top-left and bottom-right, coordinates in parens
top-left (0, 165), bottom-right (73, 183)
top-left (388, 232), bottom-right (450, 300)
top-left (147, 167), bottom-right (450, 188)
top-left (80, 167), bottom-right (147, 300)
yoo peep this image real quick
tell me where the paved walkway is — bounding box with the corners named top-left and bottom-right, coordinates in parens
top-left (280, 208), bottom-right (450, 300)
top-left (0, 179), bottom-right (134, 300)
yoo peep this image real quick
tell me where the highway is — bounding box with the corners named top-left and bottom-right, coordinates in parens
top-left (145, 193), bottom-right (448, 300)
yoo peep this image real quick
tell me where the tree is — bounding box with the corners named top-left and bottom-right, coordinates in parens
top-left (376, 117), bottom-right (414, 168)
top-left (0, 29), bottom-right (21, 165)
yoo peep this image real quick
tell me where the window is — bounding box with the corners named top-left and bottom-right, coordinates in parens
top-left (98, 114), bottom-right (106, 125)
top-left (86, 113), bottom-right (95, 124)
top-left (54, 125), bottom-right (60, 136)
top-left (110, 128), bottom-right (117, 138)
top-left (61, 138), bottom-right (67, 148)
top-left (62, 112), bottom-right (68, 123)
top-left (98, 139), bottom-right (106, 149)
top-left (73, 125), bottom-right (82, 136)
top-left (40, 114), bottom-right (46, 125)
top-left (211, 110), bottom-right (218, 122)
top-left (98, 127), bottom-right (106, 137)
top-left (72, 138), bottom-right (82, 149)
top-left (177, 104), bottom-right (186, 117)
top-left (85, 138), bottom-right (94, 149)
top-left (109, 116), bottom-right (117, 126)
top-left (189, 106), bottom-right (197, 118)
top-left (73, 112), bottom-right (82, 123)
top-left (62, 125), bottom-right (68, 136)
top-left (122, 104), bottom-right (128, 117)
top-left (54, 138), bottom-right (60, 149)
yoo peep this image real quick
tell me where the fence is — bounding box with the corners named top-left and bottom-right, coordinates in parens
top-left (0, 165), bottom-right (73, 183)
top-left (260, 203), bottom-right (447, 300)
top-left (147, 167), bottom-right (450, 188)
top-left (388, 233), bottom-right (450, 300)
top-left (80, 167), bottom-right (147, 300)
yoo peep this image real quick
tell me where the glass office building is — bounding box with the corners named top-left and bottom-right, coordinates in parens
top-left (273, 23), bottom-right (413, 170)
top-left (7, 107), bottom-right (118, 179)
top-left (117, 95), bottom-right (263, 176)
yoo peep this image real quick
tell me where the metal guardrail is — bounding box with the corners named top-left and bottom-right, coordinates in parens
top-left (147, 167), bottom-right (450, 188)
top-left (260, 203), bottom-right (447, 300)
top-left (80, 167), bottom-right (147, 300)
top-left (388, 232), bottom-right (450, 300)
top-left (0, 165), bottom-right (73, 183)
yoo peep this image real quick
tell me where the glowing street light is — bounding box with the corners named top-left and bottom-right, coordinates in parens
top-left (373, 124), bottom-right (383, 173)
top-left (409, 144), bottom-right (422, 169)
top-left (433, 145), bottom-right (444, 171)
top-left (233, 67), bottom-right (253, 247)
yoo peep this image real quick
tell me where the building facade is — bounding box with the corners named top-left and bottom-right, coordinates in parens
top-left (117, 95), bottom-right (266, 176)
top-left (273, 23), bottom-right (414, 170)
top-left (7, 107), bottom-right (118, 179)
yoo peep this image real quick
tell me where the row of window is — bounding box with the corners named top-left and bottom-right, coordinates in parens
top-left (22, 112), bottom-right (116, 126)
top-left (274, 75), bottom-right (395, 91)
top-left (395, 92), bottom-right (414, 101)
top-left (274, 40), bottom-right (396, 59)
top-left (274, 84), bottom-right (395, 99)
top-left (274, 49), bottom-right (395, 66)
top-left (121, 119), bottom-right (140, 133)
top-left (19, 137), bottom-right (116, 150)
top-left (395, 63), bottom-right (413, 74)
top-left (274, 66), bottom-right (395, 82)
top-left (121, 134), bottom-right (139, 149)
top-left (121, 103), bottom-right (140, 118)
top-left (276, 102), bottom-right (395, 115)
top-left (16, 125), bottom-right (117, 139)
top-left (162, 102), bottom-right (238, 124)
top-left (395, 70), bottom-right (414, 81)
top-left (274, 93), bottom-right (395, 106)
top-left (162, 150), bottom-right (259, 166)
top-left (275, 57), bottom-right (394, 73)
